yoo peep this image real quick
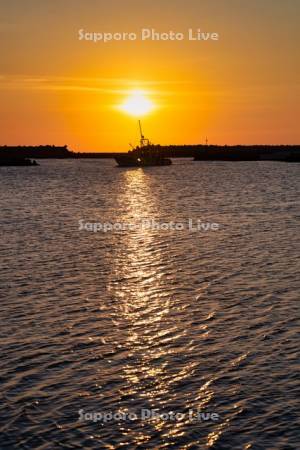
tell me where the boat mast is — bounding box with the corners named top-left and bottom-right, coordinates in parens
top-left (138, 120), bottom-right (149, 147)
top-left (139, 120), bottom-right (144, 143)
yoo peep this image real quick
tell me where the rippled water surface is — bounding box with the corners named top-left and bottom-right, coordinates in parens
top-left (0, 159), bottom-right (299, 449)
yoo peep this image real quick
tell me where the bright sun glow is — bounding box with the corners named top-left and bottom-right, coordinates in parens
top-left (119, 90), bottom-right (155, 116)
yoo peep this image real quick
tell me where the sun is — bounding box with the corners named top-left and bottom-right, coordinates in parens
top-left (119, 89), bottom-right (155, 116)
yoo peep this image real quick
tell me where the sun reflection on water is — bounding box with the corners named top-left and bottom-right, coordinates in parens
top-left (106, 168), bottom-right (220, 445)
top-left (107, 169), bottom-right (190, 439)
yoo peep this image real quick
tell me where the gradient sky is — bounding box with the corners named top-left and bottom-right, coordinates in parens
top-left (0, 0), bottom-right (299, 151)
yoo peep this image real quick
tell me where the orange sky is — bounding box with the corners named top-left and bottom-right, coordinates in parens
top-left (0, 0), bottom-right (299, 151)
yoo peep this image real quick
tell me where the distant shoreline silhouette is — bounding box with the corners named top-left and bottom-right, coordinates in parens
top-left (1, 144), bottom-right (300, 162)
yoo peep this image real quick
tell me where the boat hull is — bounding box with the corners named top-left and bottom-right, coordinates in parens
top-left (115, 154), bottom-right (172, 167)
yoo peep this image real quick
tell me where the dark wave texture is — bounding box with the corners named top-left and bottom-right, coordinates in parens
top-left (0, 159), bottom-right (299, 449)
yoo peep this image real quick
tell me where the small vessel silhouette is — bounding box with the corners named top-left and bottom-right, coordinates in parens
top-left (0, 158), bottom-right (38, 167)
top-left (115, 121), bottom-right (172, 167)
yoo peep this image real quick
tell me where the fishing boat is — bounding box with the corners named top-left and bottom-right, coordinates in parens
top-left (115, 121), bottom-right (172, 167)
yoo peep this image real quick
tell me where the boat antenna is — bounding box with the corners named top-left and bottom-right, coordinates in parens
top-left (205, 137), bottom-right (208, 145)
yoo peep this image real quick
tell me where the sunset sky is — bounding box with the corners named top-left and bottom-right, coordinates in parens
top-left (0, 0), bottom-right (299, 152)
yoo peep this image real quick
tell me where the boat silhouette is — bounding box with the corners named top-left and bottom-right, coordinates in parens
top-left (115, 121), bottom-right (172, 167)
